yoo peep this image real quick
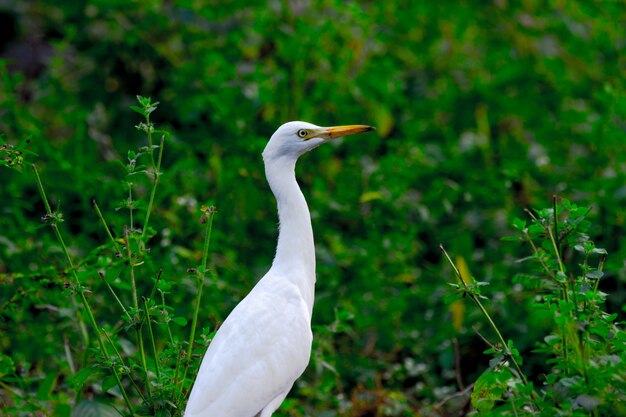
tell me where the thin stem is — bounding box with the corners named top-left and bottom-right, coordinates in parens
top-left (98, 272), bottom-right (132, 322)
top-left (173, 344), bottom-right (183, 401)
top-left (68, 295), bottom-right (90, 367)
top-left (141, 134), bottom-right (165, 244)
top-left (146, 113), bottom-right (155, 168)
top-left (32, 164), bottom-right (53, 214)
top-left (158, 287), bottom-right (180, 407)
top-left (477, 298), bottom-right (527, 384)
top-left (102, 329), bottom-right (146, 402)
top-left (160, 291), bottom-right (175, 345)
top-left (548, 199), bottom-right (567, 303)
top-left (123, 225), bottom-right (150, 399)
top-left (133, 270), bottom-right (163, 331)
top-left (524, 233), bottom-right (553, 277)
top-left (31, 165), bottom-right (106, 356)
top-left (179, 207), bottom-right (216, 398)
top-left (148, 269), bottom-right (163, 304)
top-left (142, 296), bottom-right (161, 379)
top-left (440, 245), bottom-right (528, 386)
top-left (546, 210), bottom-right (572, 373)
top-left (93, 199), bottom-right (121, 255)
top-left (128, 186), bottom-right (134, 231)
top-left (523, 208), bottom-right (538, 221)
top-left (100, 329), bottom-right (134, 415)
top-left (125, 227), bottom-right (139, 310)
top-left (525, 209), bottom-right (571, 370)
top-left (440, 245), bottom-right (470, 292)
top-left (137, 329), bottom-right (152, 399)
top-left (552, 195), bottom-right (561, 267)
top-left (547, 225), bottom-right (566, 276)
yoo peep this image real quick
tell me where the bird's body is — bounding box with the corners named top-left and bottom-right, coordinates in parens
top-left (183, 273), bottom-right (313, 417)
top-left (185, 121), bottom-right (374, 417)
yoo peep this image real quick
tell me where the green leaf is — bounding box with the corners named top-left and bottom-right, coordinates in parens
top-left (36, 372), bottom-right (57, 401)
top-left (512, 218), bottom-right (526, 230)
top-left (589, 323), bottom-right (610, 339)
top-left (72, 400), bottom-right (120, 417)
top-left (171, 316), bottom-right (188, 326)
top-left (104, 265), bottom-right (124, 282)
top-left (579, 219), bottom-right (592, 232)
top-left (0, 353), bottom-right (15, 377)
top-left (585, 270), bottom-right (604, 280)
top-left (130, 105), bottom-right (145, 116)
top-left (68, 366), bottom-right (95, 391)
top-left (101, 374), bottom-right (118, 393)
top-left (136, 95), bottom-right (149, 106)
top-left (471, 369), bottom-right (504, 412)
top-left (561, 198), bottom-right (572, 210)
top-left (528, 223), bottom-right (544, 238)
top-left (544, 335), bottom-right (560, 346)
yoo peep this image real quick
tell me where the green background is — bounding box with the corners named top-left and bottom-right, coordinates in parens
top-left (1, 1), bottom-right (624, 415)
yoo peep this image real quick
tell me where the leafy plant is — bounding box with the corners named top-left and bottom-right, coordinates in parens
top-left (443, 198), bottom-right (625, 416)
top-left (2, 97), bottom-right (217, 416)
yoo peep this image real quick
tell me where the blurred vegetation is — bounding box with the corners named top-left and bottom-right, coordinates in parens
top-left (0, 0), bottom-right (625, 416)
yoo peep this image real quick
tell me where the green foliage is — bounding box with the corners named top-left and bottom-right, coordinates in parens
top-left (1, 98), bottom-right (218, 416)
top-left (1, 1), bottom-right (625, 416)
top-left (445, 199), bottom-right (625, 416)
top-left (470, 366), bottom-right (515, 413)
top-left (0, 136), bottom-right (36, 171)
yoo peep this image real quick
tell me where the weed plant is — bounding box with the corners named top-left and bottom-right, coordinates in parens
top-left (2, 97), bottom-right (214, 416)
top-left (443, 198), bottom-right (625, 416)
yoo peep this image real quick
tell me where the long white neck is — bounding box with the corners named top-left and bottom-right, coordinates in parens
top-left (264, 155), bottom-right (316, 311)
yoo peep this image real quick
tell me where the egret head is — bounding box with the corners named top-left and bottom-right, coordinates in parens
top-left (262, 121), bottom-right (375, 162)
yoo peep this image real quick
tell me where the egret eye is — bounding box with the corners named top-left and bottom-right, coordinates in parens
top-left (297, 129), bottom-right (308, 138)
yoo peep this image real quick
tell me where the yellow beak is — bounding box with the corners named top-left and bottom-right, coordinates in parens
top-left (314, 124), bottom-right (376, 140)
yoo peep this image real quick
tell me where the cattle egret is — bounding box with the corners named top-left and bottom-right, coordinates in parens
top-left (184, 121), bottom-right (375, 417)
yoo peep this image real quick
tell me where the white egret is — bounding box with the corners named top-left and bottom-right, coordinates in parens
top-left (184, 121), bottom-right (375, 417)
